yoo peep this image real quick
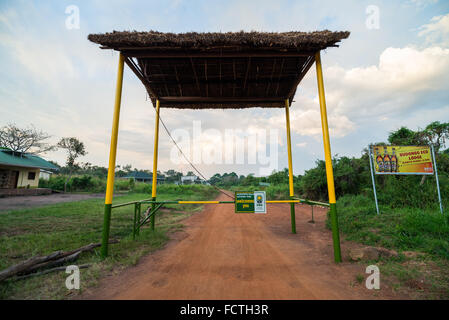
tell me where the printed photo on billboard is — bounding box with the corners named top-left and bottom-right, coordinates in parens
top-left (372, 145), bottom-right (434, 175)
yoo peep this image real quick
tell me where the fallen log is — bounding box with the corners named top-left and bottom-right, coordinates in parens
top-left (0, 251), bottom-right (65, 282)
top-left (15, 264), bottom-right (91, 280)
top-left (24, 240), bottom-right (118, 274)
top-left (21, 251), bottom-right (82, 275)
top-left (0, 239), bottom-right (119, 282)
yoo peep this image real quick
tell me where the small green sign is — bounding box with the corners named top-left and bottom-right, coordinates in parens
top-left (235, 191), bottom-right (255, 213)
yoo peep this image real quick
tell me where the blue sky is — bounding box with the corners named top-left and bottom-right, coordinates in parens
top-left (1, 0), bottom-right (449, 177)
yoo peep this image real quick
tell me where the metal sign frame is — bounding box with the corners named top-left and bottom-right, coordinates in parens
top-left (368, 144), bottom-right (443, 215)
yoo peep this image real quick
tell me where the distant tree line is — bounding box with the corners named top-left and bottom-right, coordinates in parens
top-left (209, 121), bottom-right (449, 209)
top-left (4, 121), bottom-right (448, 208)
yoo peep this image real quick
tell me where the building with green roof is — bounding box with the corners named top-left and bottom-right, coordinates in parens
top-left (121, 171), bottom-right (165, 184)
top-left (0, 148), bottom-right (59, 189)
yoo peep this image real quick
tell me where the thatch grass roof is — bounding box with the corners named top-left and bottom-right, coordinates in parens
top-left (88, 30), bottom-right (350, 109)
top-left (88, 30), bottom-right (349, 51)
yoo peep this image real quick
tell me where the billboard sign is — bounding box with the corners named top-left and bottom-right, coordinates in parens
top-left (371, 145), bottom-right (434, 175)
top-left (235, 191), bottom-right (266, 213)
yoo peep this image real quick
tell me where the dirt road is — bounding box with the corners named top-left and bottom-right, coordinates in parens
top-left (0, 193), bottom-right (105, 212)
top-left (83, 192), bottom-right (404, 300)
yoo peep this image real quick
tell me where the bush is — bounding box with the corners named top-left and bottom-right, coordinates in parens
top-left (337, 194), bottom-right (449, 260)
top-left (39, 175), bottom-right (68, 191)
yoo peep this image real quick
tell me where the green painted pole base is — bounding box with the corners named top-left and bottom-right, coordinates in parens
top-left (137, 203), bottom-right (141, 235)
top-left (290, 199), bottom-right (296, 234)
top-left (329, 203), bottom-right (342, 263)
top-left (151, 197), bottom-right (156, 230)
top-left (133, 203), bottom-right (138, 240)
top-left (101, 204), bottom-right (112, 258)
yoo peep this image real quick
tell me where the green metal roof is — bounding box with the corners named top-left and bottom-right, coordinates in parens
top-left (0, 150), bottom-right (59, 171)
top-left (123, 171), bottom-right (152, 179)
top-left (122, 171), bottom-right (165, 180)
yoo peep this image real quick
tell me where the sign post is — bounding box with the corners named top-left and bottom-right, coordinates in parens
top-left (370, 144), bottom-right (443, 215)
top-left (368, 145), bottom-right (380, 215)
top-left (431, 145), bottom-right (444, 215)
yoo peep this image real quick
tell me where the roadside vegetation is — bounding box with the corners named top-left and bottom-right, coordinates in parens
top-left (0, 185), bottom-right (218, 299)
top-left (2, 121), bottom-right (448, 299)
top-left (222, 122), bottom-right (449, 299)
top-left (336, 194), bottom-right (449, 299)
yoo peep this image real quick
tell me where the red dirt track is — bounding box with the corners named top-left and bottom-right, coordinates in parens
top-left (82, 192), bottom-right (404, 300)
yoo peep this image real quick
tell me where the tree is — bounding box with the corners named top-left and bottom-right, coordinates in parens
top-left (57, 137), bottom-right (87, 192)
top-left (209, 173), bottom-right (222, 185)
top-left (388, 127), bottom-right (420, 146)
top-left (164, 169), bottom-right (182, 184)
top-left (422, 121), bottom-right (449, 152)
top-left (388, 122), bottom-right (449, 152)
top-left (388, 123), bottom-right (449, 185)
top-left (0, 123), bottom-right (55, 155)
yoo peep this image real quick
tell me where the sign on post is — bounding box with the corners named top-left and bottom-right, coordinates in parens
top-left (235, 191), bottom-right (266, 214)
top-left (369, 145), bottom-right (443, 215)
top-left (254, 191), bottom-right (266, 214)
top-left (372, 145), bottom-right (433, 175)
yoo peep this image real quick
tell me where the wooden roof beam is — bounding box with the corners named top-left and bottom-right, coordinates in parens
top-left (190, 58), bottom-right (202, 95)
top-left (124, 57), bottom-right (159, 99)
top-left (242, 57), bottom-right (251, 93)
top-left (122, 51), bottom-right (315, 59)
top-left (286, 55), bottom-right (316, 100)
top-left (275, 58), bottom-right (285, 96)
top-left (158, 96), bottom-right (284, 103)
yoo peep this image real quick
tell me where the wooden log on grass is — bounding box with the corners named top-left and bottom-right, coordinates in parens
top-left (21, 251), bottom-right (82, 275)
top-left (0, 240), bottom-right (119, 282)
top-left (0, 251), bottom-right (65, 282)
top-left (15, 264), bottom-right (91, 281)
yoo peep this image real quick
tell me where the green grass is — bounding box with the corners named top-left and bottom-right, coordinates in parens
top-left (0, 185), bottom-right (219, 300)
top-left (336, 194), bottom-right (449, 299)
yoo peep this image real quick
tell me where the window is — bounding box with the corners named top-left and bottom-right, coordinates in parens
top-left (28, 172), bottom-right (36, 180)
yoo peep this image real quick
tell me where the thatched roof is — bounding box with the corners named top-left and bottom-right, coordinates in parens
top-left (88, 31), bottom-right (349, 109)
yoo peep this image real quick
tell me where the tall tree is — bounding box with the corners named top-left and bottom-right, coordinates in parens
top-left (388, 127), bottom-right (420, 146)
top-left (57, 137), bottom-right (87, 192)
top-left (422, 121), bottom-right (449, 152)
top-left (0, 123), bottom-right (55, 155)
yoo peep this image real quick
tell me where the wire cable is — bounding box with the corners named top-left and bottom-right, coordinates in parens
top-left (153, 105), bottom-right (235, 200)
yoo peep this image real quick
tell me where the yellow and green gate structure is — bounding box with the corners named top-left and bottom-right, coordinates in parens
top-left (88, 30), bottom-right (350, 263)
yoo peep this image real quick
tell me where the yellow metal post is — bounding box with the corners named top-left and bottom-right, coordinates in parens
top-left (315, 51), bottom-right (342, 262)
top-left (285, 99), bottom-right (296, 234)
top-left (151, 99), bottom-right (161, 230)
top-left (101, 53), bottom-right (125, 258)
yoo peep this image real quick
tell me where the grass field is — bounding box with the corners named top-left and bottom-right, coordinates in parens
top-left (336, 194), bottom-right (449, 299)
top-left (0, 185), bottom-right (219, 299)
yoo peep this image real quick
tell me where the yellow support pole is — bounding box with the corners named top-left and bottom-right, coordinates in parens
top-left (151, 99), bottom-right (161, 230)
top-left (315, 51), bottom-right (342, 262)
top-left (285, 99), bottom-right (296, 234)
top-left (101, 53), bottom-right (125, 258)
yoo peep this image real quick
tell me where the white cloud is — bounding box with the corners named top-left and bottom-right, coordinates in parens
top-left (418, 13), bottom-right (449, 47)
top-left (1, 1), bottom-right (449, 176)
top-left (258, 38), bottom-right (449, 141)
top-left (323, 46), bottom-right (449, 120)
top-left (405, 0), bottom-right (438, 9)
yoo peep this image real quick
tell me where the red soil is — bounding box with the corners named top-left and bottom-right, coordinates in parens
top-left (81, 192), bottom-right (407, 300)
